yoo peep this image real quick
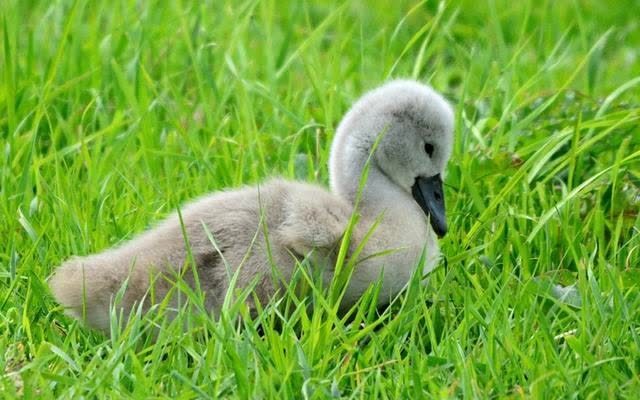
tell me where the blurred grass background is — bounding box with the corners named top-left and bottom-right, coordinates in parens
top-left (1, 0), bottom-right (639, 398)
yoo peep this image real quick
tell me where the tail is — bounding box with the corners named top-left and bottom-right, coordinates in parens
top-left (48, 254), bottom-right (144, 332)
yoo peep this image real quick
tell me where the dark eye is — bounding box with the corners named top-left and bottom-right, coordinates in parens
top-left (424, 143), bottom-right (434, 157)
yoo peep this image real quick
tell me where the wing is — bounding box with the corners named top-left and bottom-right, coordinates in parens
top-left (276, 184), bottom-right (353, 258)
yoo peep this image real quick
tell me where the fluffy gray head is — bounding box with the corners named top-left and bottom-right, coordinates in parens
top-left (329, 80), bottom-right (454, 198)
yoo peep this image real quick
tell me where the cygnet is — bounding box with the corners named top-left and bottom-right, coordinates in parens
top-left (48, 80), bottom-right (454, 331)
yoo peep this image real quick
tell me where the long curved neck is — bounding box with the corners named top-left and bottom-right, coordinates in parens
top-left (358, 168), bottom-right (415, 217)
top-left (329, 133), bottom-right (430, 266)
top-left (329, 146), bottom-right (417, 218)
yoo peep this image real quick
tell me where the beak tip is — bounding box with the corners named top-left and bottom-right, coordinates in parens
top-left (434, 223), bottom-right (447, 238)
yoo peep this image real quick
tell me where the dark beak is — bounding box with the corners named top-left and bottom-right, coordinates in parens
top-left (411, 174), bottom-right (447, 237)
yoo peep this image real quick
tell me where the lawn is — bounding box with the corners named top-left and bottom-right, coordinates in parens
top-left (1, 0), bottom-right (639, 398)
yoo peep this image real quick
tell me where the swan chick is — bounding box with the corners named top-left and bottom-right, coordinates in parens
top-left (48, 79), bottom-right (454, 331)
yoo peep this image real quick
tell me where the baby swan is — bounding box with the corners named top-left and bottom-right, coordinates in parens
top-left (49, 80), bottom-right (454, 331)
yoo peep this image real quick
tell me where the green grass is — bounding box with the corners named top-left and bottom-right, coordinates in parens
top-left (2, 0), bottom-right (640, 398)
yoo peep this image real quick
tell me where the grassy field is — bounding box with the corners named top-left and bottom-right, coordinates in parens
top-left (1, 0), bottom-right (639, 398)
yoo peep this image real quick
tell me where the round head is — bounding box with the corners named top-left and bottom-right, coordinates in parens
top-left (329, 80), bottom-right (454, 236)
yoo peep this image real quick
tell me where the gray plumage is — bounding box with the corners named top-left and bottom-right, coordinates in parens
top-left (48, 80), bottom-right (454, 331)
